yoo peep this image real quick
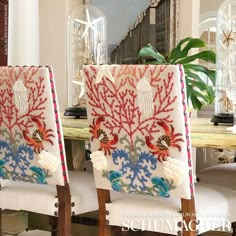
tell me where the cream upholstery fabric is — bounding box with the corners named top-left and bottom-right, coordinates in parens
top-left (198, 163), bottom-right (236, 190)
top-left (0, 171), bottom-right (98, 216)
top-left (84, 64), bottom-right (194, 199)
top-left (69, 171), bottom-right (98, 215)
top-left (0, 66), bottom-right (68, 186)
top-left (107, 183), bottom-right (232, 235)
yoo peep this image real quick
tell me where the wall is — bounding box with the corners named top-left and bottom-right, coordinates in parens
top-left (39, 0), bottom-right (83, 111)
top-left (8, 0), bottom-right (39, 65)
top-left (200, 0), bottom-right (224, 13)
top-left (178, 0), bottom-right (200, 40)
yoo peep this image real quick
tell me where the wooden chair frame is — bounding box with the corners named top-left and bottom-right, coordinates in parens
top-left (97, 188), bottom-right (197, 236)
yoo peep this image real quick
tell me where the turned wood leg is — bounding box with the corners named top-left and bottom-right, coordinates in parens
top-left (49, 216), bottom-right (57, 236)
top-left (232, 222), bottom-right (236, 236)
top-left (112, 226), bottom-right (128, 236)
top-left (64, 140), bottom-right (86, 171)
top-left (120, 229), bottom-right (128, 236)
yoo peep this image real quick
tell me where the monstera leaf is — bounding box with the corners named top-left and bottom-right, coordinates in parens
top-left (138, 37), bottom-right (216, 110)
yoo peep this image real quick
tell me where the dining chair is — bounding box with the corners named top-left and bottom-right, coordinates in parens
top-left (84, 64), bottom-right (236, 236)
top-left (0, 66), bottom-right (98, 236)
top-left (198, 161), bottom-right (236, 189)
top-left (197, 152), bottom-right (236, 235)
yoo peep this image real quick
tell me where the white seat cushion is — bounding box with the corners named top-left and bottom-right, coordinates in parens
top-left (198, 163), bottom-right (236, 190)
top-left (70, 171), bottom-right (98, 215)
top-left (106, 183), bottom-right (231, 235)
top-left (0, 171), bottom-right (98, 216)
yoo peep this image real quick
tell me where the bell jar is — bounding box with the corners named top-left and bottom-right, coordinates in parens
top-left (65, 3), bottom-right (107, 118)
top-left (213, 0), bottom-right (236, 125)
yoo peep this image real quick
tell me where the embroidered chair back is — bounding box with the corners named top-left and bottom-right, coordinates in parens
top-left (84, 65), bottom-right (194, 199)
top-left (0, 66), bottom-right (68, 186)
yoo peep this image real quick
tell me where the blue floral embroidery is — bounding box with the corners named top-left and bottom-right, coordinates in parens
top-left (151, 176), bottom-right (170, 197)
top-left (0, 159), bottom-right (6, 178)
top-left (108, 170), bottom-right (122, 191)
top-left (0, 140), bottom-right (34, 178)
top-left (0, 136), bottom-right (49, 183)
top-left (30, 166), bottom-right (47, 184)
top-left (112, 149), bottom-right (157, 191)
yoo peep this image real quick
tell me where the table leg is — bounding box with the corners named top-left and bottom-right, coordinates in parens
top-left (64, 139), bottom-right (86, 171)
top-left (71, 140), bottom-right (86, 171)
top-left (64, 139), bottom-right (74, 171)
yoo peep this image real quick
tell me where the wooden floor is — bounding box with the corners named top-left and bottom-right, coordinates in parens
top-left (3, 231), bottom-right (50, 236)
top-left (2, 211), bottom-right (232, 235)
top-left (2, 229), bottom-right (232, 236)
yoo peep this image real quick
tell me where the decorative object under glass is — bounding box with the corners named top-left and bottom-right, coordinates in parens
top-left (212, 0), bottom-right (236, 126)
top-left (65, 3), bottom-right (107, 118)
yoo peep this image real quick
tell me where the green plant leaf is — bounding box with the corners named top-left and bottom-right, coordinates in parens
top-left (170, 37), bottom-right (206, 63)
top-left (169, 37), bottom-right (192, 63)
top-left (185, 69), bottom-right (214, 92)
top-left (187, 83), bottom-right (211, 102)
top-left (177, 50), bottom-right (216, 64)
top-left (143, 60), bottom-right (167, 65)
top-left (185, 70), bottom-right (215, 103)
top-left (137, 37), bottom-right (217, 110)
top-left (187, 91), bottom-right (205, 110)
top-left (184, 64), bottom-right (216, 85)
top-left (138, 44), bottom-right (166, 63)
top-left (186, 78), bottom-right (210, 91)
top-left (186, 76), bottom-right (215, 106)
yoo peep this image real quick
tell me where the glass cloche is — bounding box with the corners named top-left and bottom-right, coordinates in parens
top-left (213, 0), bottom-right (236, 125)
top-left (65, 4), bottom-right (107, 118)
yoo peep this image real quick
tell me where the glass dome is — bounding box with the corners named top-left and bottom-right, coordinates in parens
top-left (215, 0), bottom-right (236, 118)
top-left (67, 4), bottom-right (107, 110)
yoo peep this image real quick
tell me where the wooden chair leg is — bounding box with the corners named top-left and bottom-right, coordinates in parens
top-left (181, 198), bottom-right (197, 236)
top-left (97, 188), bottom-right (112, 236)
top-left (57, 183), bottom-right (72, 236)
top-left (112, 226), bottom-right (128, 236)
top-left (232, 222), bottom-right (236, 236)
top-left (120, 230), bottom-right (128, 236)
top-left (49, 216), bottom-right (58, 236)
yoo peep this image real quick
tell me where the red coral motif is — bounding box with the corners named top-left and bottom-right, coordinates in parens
top-left (85, 65), bottom-right (178, 151)
top-left (89, 116), bottom-right (118, 155)
top-left (145, 122), bottom-right (184, 162)
top-left (23, 117), bottom-right (55, 153)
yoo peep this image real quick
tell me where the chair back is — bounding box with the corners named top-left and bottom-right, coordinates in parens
top-left (84, 64), bottom-right (194, 199)
top-left (0, 66), bottom-right (68, 186)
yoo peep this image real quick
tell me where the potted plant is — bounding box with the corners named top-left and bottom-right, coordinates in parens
top-left (138, 37), bottom-right (216, 110)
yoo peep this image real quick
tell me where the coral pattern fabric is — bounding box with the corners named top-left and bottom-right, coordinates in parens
top-left (0, 66), bottom-right (68, 186)
top-left (84, 65), bottom-right (194, 200)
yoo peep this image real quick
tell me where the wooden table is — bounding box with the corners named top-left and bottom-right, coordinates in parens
top-left (62, 117), bottom-right (90, 171)
top-left (62, 117), bottom-right (89, 141)
top-left (62, 116), bottom-right (236, 149)
top-left (190, 118), bottom-right (236, 149)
